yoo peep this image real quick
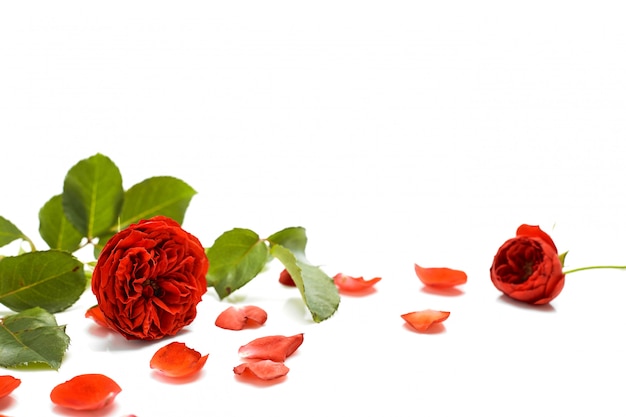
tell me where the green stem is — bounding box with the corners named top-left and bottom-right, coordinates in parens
top-left (564, 265), bottom-right (626, 275)
top-left (22, 235), bottom-right (36, 252)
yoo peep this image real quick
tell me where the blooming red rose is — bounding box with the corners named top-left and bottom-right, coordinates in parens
top-left (91, 216), bottom-right (209, 340)
top-left (490, 224), bottom-right (565, 305)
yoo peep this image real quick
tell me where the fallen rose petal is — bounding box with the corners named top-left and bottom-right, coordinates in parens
top-left (239, 333), bottom-right (304, 362)
top-left (215, 305), bottom-right (268, 330)
top-left (150, 342), bottom-right (208, 378)
top-left (234, 360), bottom-right (290, 381)
top-left (333, 273), bottom-right (382, 293)
top-left (0, 375), bottom-right (20, 399)
top-left (278, 269), bottom-right (296, 286)
top-left (414, 263), bottom-right (467, 287)
top-left (85, 305), bottom-right (111, 329)
top-left (401, 309), bottom-right (450, 332)
top-left (242, 305), bottom-right (268, 325)
top-left (50, 374), bottom-right (121, 411)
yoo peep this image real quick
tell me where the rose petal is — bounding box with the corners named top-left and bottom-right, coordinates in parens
top-left (333, 273), bottom-right (382, 293)
top-left (401, 309), bottom-right (450, 332)
top-left (215, 305), bottom-right (268, 330)
top-left (278, 269), bottom-right (296, 287)
top-left (238, 334), bottom-right (304, 362)
top-left (242, 305), bottom-right (268, 325)
top-left (233, 360), bottom-right (290, 381)
top-left (516, 224), bottom-right (558, 252)
top-left (414, 263), bottom-right (467, 287)
top-left (85, 305), bottom-right (111, 329)
top-left (150, 342), bottom-right (208, 378)
top-left (0, 375), bottom-right (21, 399)
top-left (50, 374), bottom-right (121, 411)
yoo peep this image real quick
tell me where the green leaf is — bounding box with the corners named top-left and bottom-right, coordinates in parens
top-left (559, 251), bottom-right (569, 267)
top-left (270, 244), bottom-right (340, 323)
top-left (38, 195), bottom-right (83, 252)
top-left (62, 153), bottom-right (124, 239)
top-left (116, 176), bottom-right (196, 231)
top-left (267, 227), bottom-right (308, 258)
top-left (0, 250), bottom-right (86, 313)
top-left (0, 307), bottom-right (70, 370)
top-left (206, 228), bottom-right (270, 298)
top-left (0, 216), bottom-right (27, 249)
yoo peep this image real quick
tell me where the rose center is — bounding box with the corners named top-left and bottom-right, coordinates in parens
top-left (142, 279), bottom-right (163, 298)
top-left (519, 261), bottom-right (535, 283)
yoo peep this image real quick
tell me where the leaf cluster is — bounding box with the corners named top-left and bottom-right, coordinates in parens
top-left (0, 153), bottom-right (196, 368)
top-left (206, 227), bottom-right (340, 323)
top-left (0, 153), bottom-right (340, 369)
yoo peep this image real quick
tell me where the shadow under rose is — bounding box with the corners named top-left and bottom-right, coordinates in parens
top-left (88, 326), bottom-right (190, 352)
top-left (497, 295), bottom-right (557, 312)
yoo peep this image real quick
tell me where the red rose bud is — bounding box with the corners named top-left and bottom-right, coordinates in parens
top-left (490, 225), bottom-right (565, 305)
top-left (91, 216), bottom-right (209, 340)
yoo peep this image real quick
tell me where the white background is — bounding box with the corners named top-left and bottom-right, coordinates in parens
top-left (1, 1), bottom-right (626, 416)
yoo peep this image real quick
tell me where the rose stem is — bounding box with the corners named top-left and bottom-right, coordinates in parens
top-left (563, 265), bottom-right (626, 275)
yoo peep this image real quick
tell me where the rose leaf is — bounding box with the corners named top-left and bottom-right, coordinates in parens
top-left (0, 216), bottom-right (27, 249)
top-left (206, 228), bottom-right (270, 298)
top-left (266, 227), bottom-right (308, 258)
top-left (38, 195), bottom-right (83, 252)
top-left (0, 307), bottom-right (70, 370)
top-left (116, 176), bottom-right (197, 231)
top-left (62, 153), bottom-right (124, 239)
top-left (0, 250), bottom-right (86, 313)
top-left (270, 244), bottom-right (340, 322)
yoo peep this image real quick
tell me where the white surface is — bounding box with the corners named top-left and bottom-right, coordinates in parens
top-left (1, 2), bottom-right (626, 416)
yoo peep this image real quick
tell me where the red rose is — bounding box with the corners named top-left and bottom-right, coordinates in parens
top-left (91, 216), bottom-right (208, 340)
top-left (490, 224), bottom-right (565, 305)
